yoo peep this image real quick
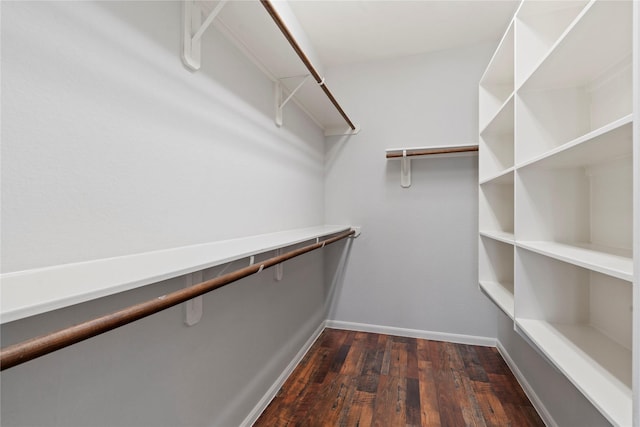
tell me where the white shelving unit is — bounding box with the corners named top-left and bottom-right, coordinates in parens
top-left (479, 236), bottom-right (514, 319)
top-left (0, 225), bottom-right (352, 324)
top-left (478, 1), bottom-right (636, 425)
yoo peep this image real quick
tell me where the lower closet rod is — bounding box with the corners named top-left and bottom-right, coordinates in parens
top-left (0, 229), bottom-right (355, 371)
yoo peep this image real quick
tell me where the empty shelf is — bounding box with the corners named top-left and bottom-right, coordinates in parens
top-left (1, 225), bottom-right (352, 324)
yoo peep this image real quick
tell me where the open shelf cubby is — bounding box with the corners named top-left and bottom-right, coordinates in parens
top-left (479, 236), bottom-right (514, 318)
top-left (479, 21), bottom-right (514, 131)
top-left (514, 0), bottom-right (589, 88)
top-left (515, 0), bottom-right (632, 164)
top-left (479, 96), bottom-right (514, 181)
top-left (515, 248), bottom-right (632, 427)
top-left (515, 124), bottom-right (633, 280)
top-left (479, 170), bottom-right (514, 242)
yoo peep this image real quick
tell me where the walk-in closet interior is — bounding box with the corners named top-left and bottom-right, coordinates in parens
top-left (1, 1), bottom-right (638, 426)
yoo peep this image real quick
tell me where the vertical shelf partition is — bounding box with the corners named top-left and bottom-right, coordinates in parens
top-left (478, 1), bottom-right (636, 425)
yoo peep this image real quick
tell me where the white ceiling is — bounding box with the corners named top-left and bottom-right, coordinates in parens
top-left (288, 0), bottom-right (520, 67)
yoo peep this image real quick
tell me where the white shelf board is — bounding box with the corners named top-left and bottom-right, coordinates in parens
top-left (519, 0), bottom-right (632, 91)
top-left (479, 167), bottom-right (514, 186)
top-left (479, 280), bottom-right (514, 319)
top-left (479, 230), bottom-right (515, 245)
top-left (479, 92), bottom-right (514, 136)
top-left (517, 241), bottom-right (633, 282)
top-left (516, 0), bottom-right (587, 19)
top-left (211, 1), bottom-right (351, 131)
top-left (0, 225), bottom-right (352, 324)
top-left (479, 20), bottom-right (515, 87)
top-left (516, 319), bottom-right (632, 427)
top-left (516, 115), bottom-right (633, 170)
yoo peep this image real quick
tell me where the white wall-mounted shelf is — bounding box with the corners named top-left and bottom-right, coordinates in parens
top-left (385, 144), bottom-right (478, 188)
top-left (516, 319), bottom-right (631, 427)
top-left (516, 114), bottom-right (632, 170)
top-left (479, 167), bottom-right (514, 186)
top-left (519, 0), bottom-right (632, 92)
top-left (479, 230), bottom-right (515, 245)
top-left (479, 21), bottom-right (514, 130)
top-left (479, 96), bottom-right (514, 181)
top-left (0, 225), bottom-right (353, 324)
top-left (193, 0), bottom-right (358, 135)
top-left (515, 0), bottom-right (589, 88)
top-left (479, 235), bottom-right (515, 319)
top-left (479, 1), bottom-right (636, 424)
top-left (516, 0), bottom-right (632, 165)
top-left (479, 280), bottom-right (514, 319)
top-left (515, 249), bottom-right (632, 427)
top-left (517, 241), bottom-right (632, 282)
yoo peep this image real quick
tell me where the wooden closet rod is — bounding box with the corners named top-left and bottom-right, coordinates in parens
top-left (0, 229), bottom-right (355, 371)
top-left (386, 146), bottom-right (479, 159)
top-left (260, 0), bottom-right (356, 131)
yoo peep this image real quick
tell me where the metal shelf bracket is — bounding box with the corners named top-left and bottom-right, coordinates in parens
top-left (183, 271), bottom-right (204, 326)
top-left (182, 0), bottom-right (229, 71)
top-left (274, 249), bottom-right (283, 281)
top-left (401, 150), bottom-right (411, 188)
top-left (275, 75), bottom-right (311, 127)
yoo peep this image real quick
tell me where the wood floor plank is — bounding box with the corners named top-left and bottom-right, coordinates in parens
top-left (417, 358), bottom-right (442, 427)
top-left (344, 390), bottom-right (375, 427)
top-left (405, 377), bottom-right (421, 425)
top-left (472, 380), bottom-right (511, 427)
top-left (254, 329), bottom-right (545, 427)
top-left (452, 368), bottom-right (487, 427)
top-left (389, 341), bottom-right (408, 378)
top-left (372, 374), bottom-right (407, 427)
top-left (458, 343), bottom-right (490, 383)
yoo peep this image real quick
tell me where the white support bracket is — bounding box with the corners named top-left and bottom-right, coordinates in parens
top-left (182, 0), bottom-right (229, 71)
top-left (275, 75), bottom-right (311, 127)
top-left (401, 150), bottom-right (411, 188)
top-left (324, 124), bottom-right (362, 137)
top-left (274, 249), bottom-right (283, 281)
top-left (183, 271), bottom-right (204, 326)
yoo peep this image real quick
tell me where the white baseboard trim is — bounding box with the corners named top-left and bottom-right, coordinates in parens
top-left (239, 320), bottom-right (327, 427)
top-left (496, 341), bottom-right (557, 427)
top-left (325, 320), bottom-right (497, 347)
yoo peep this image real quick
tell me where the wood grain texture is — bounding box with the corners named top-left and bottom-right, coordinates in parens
top-left (254, 329), bottom-right (545, 427)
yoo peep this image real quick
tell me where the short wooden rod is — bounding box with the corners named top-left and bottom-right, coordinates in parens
top-left (260, 0), bottom-right (356, 130)
top-left (386, 146), bottom-right (479, 159)
top-left (0, 229), bottom-right (355, 371)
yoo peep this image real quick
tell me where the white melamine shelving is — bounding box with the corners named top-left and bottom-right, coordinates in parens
top-left (479, 96), bottom-right (514, 181)
top-left (479, 1), bottom-right (636, 424)
top-left (516, 250), bottom-right (632, 426)
top-left (479, 236), bottom-right (514, 318)
top-left (515, 0), bottom-right (589, 87)
top-left (516, 0), bottom-right (632, 164)
top-left (199, 1), bottom-right (356, 134)
top-left (479, 230), bottom-right (515, 245)
top-left (0, 225), bottom-right (352, 324)
top-left (479, 170), bottom-right (514, 239)
top-left (516, 147), bottom-right (633, 279)
top-left (479, 22), bottom-right (514, 131)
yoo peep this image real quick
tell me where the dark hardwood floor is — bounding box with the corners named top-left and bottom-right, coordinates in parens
top-left (254, 328), bottom-right (544, 427)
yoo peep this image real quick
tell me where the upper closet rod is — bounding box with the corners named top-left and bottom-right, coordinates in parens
top-left (386, 145), bottom-right (479, 158)
top-left (0, 229), bottom-right (355, 371)
top-left (260, 0), bottom-right (356, 131)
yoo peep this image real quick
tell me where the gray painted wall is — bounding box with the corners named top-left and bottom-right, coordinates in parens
top-left (323, 44), bottom-right (498, 339)
top-left (1, 2), bottom-right (335, 426)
